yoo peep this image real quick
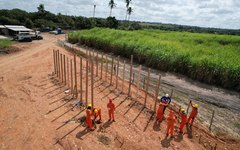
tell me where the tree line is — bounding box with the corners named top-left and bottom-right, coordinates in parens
top-left (0, 1), bottom-right (239, 35)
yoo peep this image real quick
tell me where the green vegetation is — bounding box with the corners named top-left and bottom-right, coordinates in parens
top-left (140, 22), bottom-right (240, 36)
top-left (1, 5), bottom-right (240, 35)
top-left (0, 39), bottom-right (13, 48)
top-left (0, 6), bottom-right (119, 30)
top-left (68, 28), bottom-right (240, 91)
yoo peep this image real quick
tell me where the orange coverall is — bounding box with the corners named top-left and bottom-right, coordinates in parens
top-left (187, 106), bottom-right (198, 126)
top-left (86, 109), bottom-right (93, 129)
top-left (93, 107), bottom-right (102, 120)
top-left (107, 99), bottom-right (115, 121)
top-left (156, 102), bottom-right (168, 121)
top-left (179, 111), bottom-right (187, 133)
top-left (166, 111), bottom-right (176, 137)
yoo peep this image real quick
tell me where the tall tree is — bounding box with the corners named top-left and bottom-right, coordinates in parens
top-left (108, 0), bottom-right (116, 17)
top-left (125, 0), bottom-right (132, 20)
top-left (37, 4), bottom-right (45, 13)
top-left (127, 7), bottom-right (133, 21)
top-left (25, 18), bottom-right (34, 28)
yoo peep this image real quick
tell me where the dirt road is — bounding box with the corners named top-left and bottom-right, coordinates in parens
top-left (0, 33), bottom-right (238, 150)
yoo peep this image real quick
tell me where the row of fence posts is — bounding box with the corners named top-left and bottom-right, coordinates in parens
top-left (52, 49), bottom-right (95, 109)
top-left (52, 47), bottom-right (215, 132)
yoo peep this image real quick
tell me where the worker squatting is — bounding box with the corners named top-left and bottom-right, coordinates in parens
top-left (85, 94), bottom-right (198, 138)
top-left (86, 98), bottom-right (115, 130)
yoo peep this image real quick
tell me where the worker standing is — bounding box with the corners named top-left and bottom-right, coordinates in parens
top-left (159, 94), bottom-right (171, 114)
top-left (86, 104), bottom-right (94, 130)
top-left (166, 110), bottom-right (176, 138)
top-left (156, 102), bottom-right (168, 122)
top-left (93, 107), bottom-right (102, 122)
top-left (187, 101), bottom-right (198, 126)
top-left (178, 108), bottom-right (187, 133)
top-left (107, 98), bottom-right (115, 121)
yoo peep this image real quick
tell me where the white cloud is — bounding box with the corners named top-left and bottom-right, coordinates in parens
top-left (0, 0), bottom-right (239, 29)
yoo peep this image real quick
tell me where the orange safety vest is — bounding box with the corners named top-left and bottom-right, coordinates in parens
top-left (189, 107), bottom-right (198, 118)
top-left (107, 102), bottom-right (115, 112)
top-left (86, 109), bottom-right (92, 120)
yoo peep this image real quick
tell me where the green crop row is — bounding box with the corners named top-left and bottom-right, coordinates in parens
top-left (68, 28), bottom-right (240, 91)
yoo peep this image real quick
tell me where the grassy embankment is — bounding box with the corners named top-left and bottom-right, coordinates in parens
top-left (68, 28), bottom-right (240, 91)
top-left (0, 39), bottom-right (13, 48)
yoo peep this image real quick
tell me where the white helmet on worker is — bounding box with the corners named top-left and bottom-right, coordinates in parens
top-left (165, 94), bottom-right (169, 97)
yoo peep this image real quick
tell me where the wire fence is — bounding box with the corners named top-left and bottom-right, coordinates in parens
top-left (54, 40), bottom-right (240, 149)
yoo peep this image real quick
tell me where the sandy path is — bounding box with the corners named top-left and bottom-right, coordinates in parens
top-left (0, 33), bottom-right (237, 150)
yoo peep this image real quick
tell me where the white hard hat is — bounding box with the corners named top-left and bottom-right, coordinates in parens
top-left (165, 94), bottom-right (169, 97)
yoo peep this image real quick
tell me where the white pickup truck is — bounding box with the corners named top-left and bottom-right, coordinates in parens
top-left (14, 31), bottom-right (43, 42)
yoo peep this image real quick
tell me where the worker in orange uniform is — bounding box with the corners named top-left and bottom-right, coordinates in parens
top-left (107, 98), bottom-right (115, 121)
top-left (166, 110), bottom-right (176, 138)
top-left (187, 101), bottom-right (198, 126)
top-left (93, 107), bottom-right (102, 122)
top-left (156, 102), bottom-right (168, 122)
top-left (86, 104), bottom-right (94, 130)
top-left (178, 108), bottom-right (187, 133)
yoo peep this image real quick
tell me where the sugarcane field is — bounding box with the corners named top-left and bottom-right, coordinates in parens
top-left (0, 1), bottom-right (240, 150)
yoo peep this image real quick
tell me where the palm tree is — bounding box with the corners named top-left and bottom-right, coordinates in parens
top-left (109, 0), bottom-right (116, 17)
top-left (125, 0), bottom-right (132, 20)
top-left (37, 4), bottom-right (45, 13)
top-left (127, 7), bottom-right (133, 21)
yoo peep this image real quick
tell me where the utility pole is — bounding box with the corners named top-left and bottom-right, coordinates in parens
top-left (93, 5), bottom-right (96, 18)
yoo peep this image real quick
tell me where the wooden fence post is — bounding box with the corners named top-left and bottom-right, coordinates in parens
top-left (67, 57), bottom-right (69, 87)
top-left (136, 65), bottom-right (142, 99)
top-left (56, 50), bottom-right (59, 77)
top-left (74, 55), bottom-right (78, 98)
top-left (61, 54), bottom-right (64, 83)
top-left (85, 59), bottom-right (89, 107)
top-left (53, 50), bottom-right (56, 74)
top-left (209, 110), bottom-right (215, 132)
top-left (132, 73), bottom-right (135, 83)
top-left (105, 55), bottom-right (108, 82)
top-left (64, 55), bottom-right (66, 85)
top-left (143, 77), bottom-right (146, 89)
top-left (96, 52), bottom-right (99, 77)
top-left (100, 52), bottom-right (103, 79)
top-left (170, 88), bottom-right (174, 99)
top-left (186, 100), bottom-right (191, 115)
top-left (116, 56), bottom-right (120, 89)
top-left (110, 56), bottom-right (114, 85)
top-left (80, 57), bottom-right (83, 103)
top-left (59, 53), bottom-right (61, 81)
top-left (154, 75), bottom-right (161, 112)
top-left (144, 68), bottom-right (151, 107)
top-left (91, 59), bottom-right (94, 109)
top-left (57, 50), bottom-right (60, 79)
top-left (70, 59), bottom-right (73, 94)
top-left (122, 60), bottom-right (126, 92)
top-left (53, 50), bottom-right (56, 75)
top-left (128, 55), bottom-right (133, 97)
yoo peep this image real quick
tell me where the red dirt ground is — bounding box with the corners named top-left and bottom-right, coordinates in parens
top-left (0, 33), bottom-right (239, 150)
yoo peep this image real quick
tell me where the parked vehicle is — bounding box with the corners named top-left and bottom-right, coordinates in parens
top-left (14, 32), bottom-right (32, 42)
top-left (14, 31), bottom-right (43, 42)
top-left (31, 31), bottom-right (43, 40)
top-left (49, 28), bottom-right (64, 35)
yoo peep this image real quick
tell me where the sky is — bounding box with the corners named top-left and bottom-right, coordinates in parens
top-left (0, 0), bottom-right (239, 29)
